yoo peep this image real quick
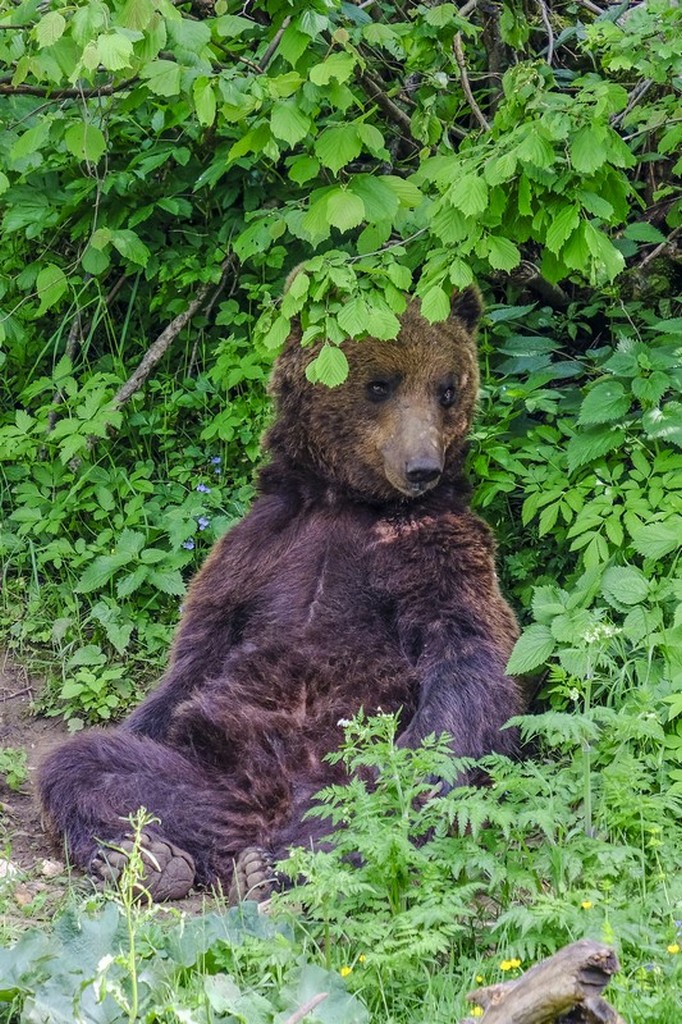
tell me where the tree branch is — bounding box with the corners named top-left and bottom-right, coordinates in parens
top-left (453, 32), bottom-right (490, 131)
top-left (0, 78), bottom-right (137, 98)
top-left (113, 258), bottom-right (233, 409)
top-left (258, 16), bottom-right (291, 73)
top-left (359, 71), bottom-right (416, 140)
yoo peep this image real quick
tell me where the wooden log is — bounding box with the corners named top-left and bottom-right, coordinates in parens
top-left (461, 939), bottom-right (627, 1024)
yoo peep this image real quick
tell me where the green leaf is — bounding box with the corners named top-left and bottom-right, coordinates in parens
top-left (570, 125), bottom-right (608, 174)
top-left (448, 174), bottom-right (488, 217)
top-left (567, 426), bottom-right (626, 473)
top-left (81, 244), bottom-right (110, 275)
top-left (420, 287), bottom-right (450, 323)
top-left (289, 156), bottom-right (320, 185)
top-left (602, 566), bottom-right (649, 606)
top-left (622, 222), bottom-right (667, 244)
top-left (546, 205), bottom-right (580, 254)
top-left (64, 123), bottom-right (106, 163)
top-left (35, 11), bottom-right (66, 48)
top-left (349, 176), bottom-right (399, 223)
top-left (578, 381), bottom-right (630, 425)
top-left (338, 296), bottom-right (369, 337)
top-left (309, 52), bottom-right (356, 85)
top-left (148, 569), bottom-right (186, 596)
top-left (193, 77), bottom-right (217, 127)
top-left (262, 316), bottom-right (291, 350)
top-left (583, 222), bottom-right (625, 283)
top-left (36, 264), bottom-right (67, 314)
top-left (506, 624), bottom-right (555, 675)
top-left (357, 123), bottom-right (389, 159)
top-left (270, 101), bottom-right (311, 146)
top-left (366, 306), bottom-right (400, 339)
top-left (96, 32), bottom-right (134, 71)
top-left (306, 345), bottom-right (349, 387)
top-left (486, 235), bottom-right (520, 271)
top-left (326, 190), bottom-right (365, 232)
top-left (111, 230), bottom-right (150, 267)
top-left (315, 125), bottom-right (362, 175)
top-left (642, 403), bottom-right (682, 448)
top-left (76, 555), bottom-right (128, 593)
top-left (141, 60), bottom-right (182, 97)
top-left (629, 518), bottom-right (682, 561)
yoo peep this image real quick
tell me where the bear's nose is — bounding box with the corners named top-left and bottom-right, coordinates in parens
top-left (405, 461), bottom-right (442, 486)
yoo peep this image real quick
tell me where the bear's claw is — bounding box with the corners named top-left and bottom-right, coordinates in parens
top-left (228, 846), bottom-right (276, 905)
top-left (91, 830), bottom-right (195, 901)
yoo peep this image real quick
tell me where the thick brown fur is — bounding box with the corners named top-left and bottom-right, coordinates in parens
top-left (38, 287), bottom-right (522, 894)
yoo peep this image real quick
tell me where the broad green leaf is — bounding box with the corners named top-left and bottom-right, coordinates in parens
top-left (449, 258), bottom-right (474, 288)
top-left (64, 122), bottom-right (106, 163)
top-left (642, 404), bottom-right (682, 448)
top-left (36, 11), bottom-right (66, 48)
top-left (515, 131), bottom-right (554, 168)
top-left (262, 316), bottom-right (291, 350)
top-left (289, 156), bottom-right (320, 185)
top-left (270, 100), bottom-right (311, 146)
top-left (578, 381), bottom-right (630, 425)
top-left (366, 306), bottom-right (400, 339)
top-left (309, 52), bottom-right (356, 85)
top-left (96, 32), bottom-right (134, 71)
top-left (420, 286), bottom-right (450, 323)
top-left (327, 190), bottom-right (365, 232)
top-left (141, 59), bottom-right (182, 97)
top-left (506, 624), bottom-right (555, 674)
top-left (601, 566), bottom-right (649, 606)
top-left (111, 229), bottom-right (150, 267)
top-left (570, 125), bottom-right (608, 174)
top-left (315, 125), bottom-right (362, 175)
top-left (383, 175), bottom-right (422, 208)
top-left (486, 235), bottom-right (520, 271)
top-left (584, 222), bottom-right (625, 283)
top-left (567, 426), bottom-right (625, 473)
top-left (306, 345), bottom-right (349, 387)
top-left (148, 569), bottom-right (186, 596)
top-left (545, 205), bottom-right (580, 254)
top-left (338, 296), bottom-right (370, 337)
top-left (386, 263), bottom-right (412, 289)
top-left (193, 77), bottom-right (217, 127)
top-left (448, 174), bottom-right (488, 217)
top-left (629, 518), bottom-right (682, 561)
top-left (76, 554), bottom-right (129, 593)
top-left (121, 0), bottom-right (155, 31)
top-left (348, 176), bottom-right (399, 223)
top-left (81, 244), bottom-right (110, 275)
top-left (623, 222), bottom-right (667, 244)
top-left (36, 264), bottom-right (67, 314)
top-left (357, 123), bottom-right (389, 159)
top-left (0, 172), bottom-right (8, 195)
top-left (11, 122), bottom-right (49, 162)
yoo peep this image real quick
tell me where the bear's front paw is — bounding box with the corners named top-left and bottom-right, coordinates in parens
top-left (228, 846), bottom-right (277, 906)
top-left (91, 830), bottom-right (195, 902)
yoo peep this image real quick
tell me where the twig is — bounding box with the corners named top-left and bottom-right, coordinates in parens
top-left (574, 0), bottom-right (605, 14)
top-left (458, 0), bottom-right (478, 16)
top-left (453, 33), bottom-right (490, 131)
top-left (0, 78), bottom-right (136, 98)
top-left (536, 0), bottom-right (555, 64)
top-left (283, 992), bottom-right (328, 1024)
top-left (360, 71), bottom-right (415, 139)
top-left (611, 78), bottom-right (653, 127)
top-left (635, 224), bottom-right (682, 270)
top-left (1, 686), bottom-right (33, 701)
top-left (113, 258), bottom-right (233, 408)
top-left (258, 16), bottom-right (291, 73)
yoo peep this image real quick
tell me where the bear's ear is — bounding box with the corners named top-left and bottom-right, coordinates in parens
top-left (450, 285), bottom-right (483, 331)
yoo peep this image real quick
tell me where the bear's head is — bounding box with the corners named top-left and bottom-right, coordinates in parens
top-left (266, 286), bottom-right (483, 504)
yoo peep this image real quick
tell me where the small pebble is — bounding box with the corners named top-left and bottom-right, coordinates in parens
top-left (40, 858), bottom-right (64, 879)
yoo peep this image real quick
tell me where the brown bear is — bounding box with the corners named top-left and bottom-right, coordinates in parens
top-left (38, 286), bottom-right (522, 902)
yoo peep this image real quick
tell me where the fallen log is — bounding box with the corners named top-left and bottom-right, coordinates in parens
top-left (461, 939), bottom-right (626, 1024)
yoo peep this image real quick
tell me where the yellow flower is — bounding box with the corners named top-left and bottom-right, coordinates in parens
top-left (471, 1007), bottom-right (484, 1018)
top-left (340, 966), bottom-right (352, 977)
top-left (581, 900), bottom-right (593, 910)
top-left (358, 955), bottom-right (366, 963)
top-left (475, 975), bottom-right (485, 984)
top-left (667, 944), bottom-right (680, 955)
top-left (500, 958), bottom-right (521, 971)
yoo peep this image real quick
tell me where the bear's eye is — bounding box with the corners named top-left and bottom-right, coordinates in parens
top-left (439, 383), bottom-right (457, 408)
top-left (366, 380), bottom-right (393, 402)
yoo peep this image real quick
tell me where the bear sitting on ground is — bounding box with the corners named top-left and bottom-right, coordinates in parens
top-left (38, 286), bottom-right (522, 902)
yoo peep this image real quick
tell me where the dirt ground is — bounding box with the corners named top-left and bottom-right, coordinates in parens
top-left (0, 652), bottom-right (229, 926)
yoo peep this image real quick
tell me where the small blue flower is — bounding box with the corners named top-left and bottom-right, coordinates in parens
top-left (196, 483), bottom-right (211, 493)
top-left (197, 516), bottom-right (210, 531)
top-left (210, 456), bottom-right (222, 465)
top-left (182, 539), bottom-right (195, 550)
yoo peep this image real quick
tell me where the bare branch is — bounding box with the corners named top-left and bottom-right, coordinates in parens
top-left (258, 16), bottom-right (291, 73)
top-left (574, 0), bottom-right (605, 14)
top-left (360, 71), bottom-right (416, 140)
top-left (453, 32), bottom-right (490, 131)
top-left (635, 224), bottom-right (682, 270)
top-left (536, 0), bottom-right (555, 65)
top-left (113, 258), bottom-right (233, 409)
top-left (0, 78), bottom-right (137, 98)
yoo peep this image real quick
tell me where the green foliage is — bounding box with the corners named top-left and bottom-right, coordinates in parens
top-left (0, 749), bottom-right (28, 793)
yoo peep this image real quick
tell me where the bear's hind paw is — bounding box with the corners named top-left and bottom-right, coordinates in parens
top-left (91, 830), bottom-right (195, 902)
top-left (228, 846), bottom-right (277, 906)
